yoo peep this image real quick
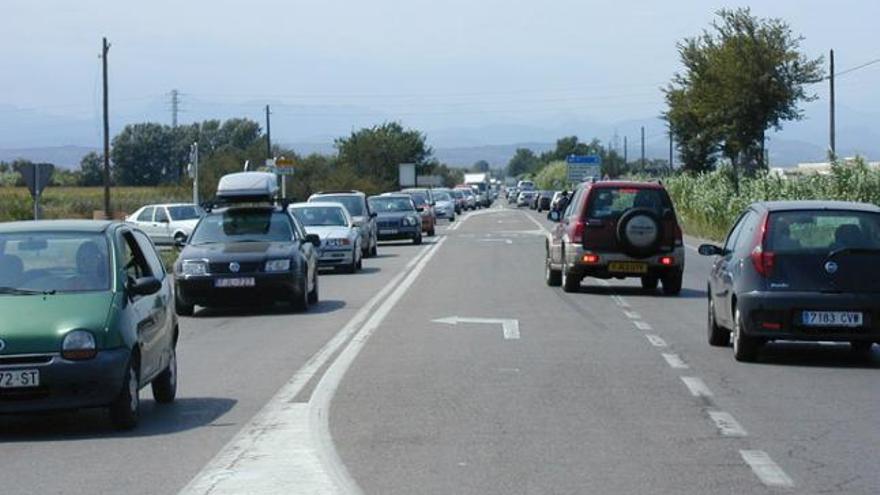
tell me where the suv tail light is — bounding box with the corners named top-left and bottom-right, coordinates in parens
top-left (750, 212), bottom-right (775, 277)
top-left (673, 223), bottom-right (683, 247)
top-left (572, 219), bottom-right (586, 240)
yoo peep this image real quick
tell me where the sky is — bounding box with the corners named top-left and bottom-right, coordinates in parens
top-left (0, 0), bottom-right (878, 150)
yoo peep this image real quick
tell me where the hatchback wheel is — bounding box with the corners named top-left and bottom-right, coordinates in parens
top-left (110, 356), bottom-right (140, 430)
top-left (151, 346), bottom-right (177, 404)
top-left (413, 233), bottom-right (423, 245)
top-left (732, 308), bottom-right (759, 362)
top-left (175, 292), bottom-right (194, 317)
top-left (370, 238), bottom-right (378, 257)
top-left (707, 297), bottom-right (729, 347)
top-left (428, 227), bottom-right (436, 237)
top-left (850, 341), bottom-right (874, 355)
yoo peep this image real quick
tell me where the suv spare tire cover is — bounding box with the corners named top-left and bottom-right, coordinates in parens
top-left (616, 208), bottom-right (663, 258)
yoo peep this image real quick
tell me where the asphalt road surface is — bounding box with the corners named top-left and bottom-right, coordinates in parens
top-left (2, 204), bottom-right (878, 494)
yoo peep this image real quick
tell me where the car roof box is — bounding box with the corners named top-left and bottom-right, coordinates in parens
top-left (216, 172), bottom-right (278, 202)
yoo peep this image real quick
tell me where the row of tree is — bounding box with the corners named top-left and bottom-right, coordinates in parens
top-left (506, 136), bottom-right (631, 182)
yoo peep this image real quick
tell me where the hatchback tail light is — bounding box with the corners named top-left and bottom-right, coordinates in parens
top-left (750, 212), bottom-right (775, 277)
top-left (583, 254), bottom-right (600, 264)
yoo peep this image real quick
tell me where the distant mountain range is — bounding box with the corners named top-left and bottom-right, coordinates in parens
top-left (0, 99), bottom-right (876, 170)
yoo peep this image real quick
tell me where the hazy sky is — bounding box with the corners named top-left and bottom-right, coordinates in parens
top-left (1, 0), bottom-right (878, 143)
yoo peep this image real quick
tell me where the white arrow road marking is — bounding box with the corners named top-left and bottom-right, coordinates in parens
top-left (432, 316), bottom-right (521, 340)
top-left (740, 450), bottom-right (794, 488)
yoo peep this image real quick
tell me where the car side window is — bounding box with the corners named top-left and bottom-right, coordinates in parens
top-left (723, 211), bottom-right (753, 254)
top-left (133, 231), bottom-right (165, 280)
top-left (155, 207), bottom-right (169, 223)
top-left (564, 188), bottom-right (583, 219)
top-left (119, 231), bottom-right (153, 282)
top-left (733, 211), bottom-right (759, 255)
top-left (288, 212), bottom-right (304, 240)
top-left (137, 207), bottom-right (155, 222)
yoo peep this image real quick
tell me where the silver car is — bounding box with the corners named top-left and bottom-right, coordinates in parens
top-left (126, 203), bottom-right (204, 245)
top-left (290, 202), bottom-right (363, 273)
top-left (308, 191), bottom-right (378, 258)
top-left (455, 188), bottom-right (477, 210)
top-left (431, 190), bottom-right (457, 221)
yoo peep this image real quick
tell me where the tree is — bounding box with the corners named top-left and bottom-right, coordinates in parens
top-left (111, 123), bottom-right (178, 186)
top-left (534, 161), bottom-right (568, 189)
top-left (79, 152), bottom-right (105, 186)
top-left (664, 8), bottom-right (823, 177)
top-left (507, 148), bottom-right (540, 177)
top-left (335, 122), bottom-right (432, 191)
top-left (472, 160), bottom-right (490, 173)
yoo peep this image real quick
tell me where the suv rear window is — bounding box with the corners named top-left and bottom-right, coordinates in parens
top-left (586, 187), bottom-right (671, 219)
top-left (767, 210), bottom-right (880, 252)
top-left (311, 195), bottom-right (365, 217)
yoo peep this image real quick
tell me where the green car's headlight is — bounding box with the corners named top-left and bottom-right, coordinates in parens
top-left (62, 330), bottom-right (96, 361)
top-left (265, 259), bottom-right (291, 272)
top-left (181, 260), bottom-right (209, 276)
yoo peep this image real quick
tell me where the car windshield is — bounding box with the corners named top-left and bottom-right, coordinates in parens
top-left (167, 205), bottom-right (203, 221)
top-left (369, 197), bottom-right (415, 212)
top-left (0, 232), bottom-right (111, 293)
top-left (291, 206), bottom-right (348, 227)
top-left (406, 192), bottom-right (428, 206)
top-left (312, 195), bottom-right (364, 217)
top-left (767, 210), bottom-right (880, 253)
top-left (189, 210), bottom-right (293, 245)
top-left (586, 187), bottom-right (672, 219)
top-left (433, 191), bottom-right (452, 201)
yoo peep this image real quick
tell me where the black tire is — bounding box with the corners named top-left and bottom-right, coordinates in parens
top-left (175, 291), bottom-right (194, 317)
top-left (450, 214), bottom-right (456, 222)
top-left (369, 240), bottom-right (378, 258)
top-left (661, 270), bottom-right (683, 295)
top-left (641, 276), bottom-right (659, 291)
top-left (109, 354), bottom-right (140, 430)
top-left (291, 273), bottom-right (310, 312)
top-left (344, 250), bottom-right (358, 274)
top-left (733, 308), bottom-right (759, 362)
top-left (308, 271), bottom-right (319, 304)
top-left (356, 254), bottom-right (363, 271)
top-left (151, 346), bottom-right (177, 404)
top-left (850, 341), bottom-right (873, 354)
top-left (545, 258), bottom-right (562, 287)
top-left (561, 258), bottom-right (581, 293)
top-left (173, 232), bottom-right (187, 246)
top-left (707, 296), bottom-right (729, 347)
top-left (428, 227), bottom-right (435, 237)
top-left (413, 233), bottom-right (423, 245)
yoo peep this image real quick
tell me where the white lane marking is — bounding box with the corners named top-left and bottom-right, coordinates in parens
top-left (478, 238), bottom-right (513, 245)
top-left (624, 310), bottom-right (641, 320)
top-left (309, 236), bottom-right (449, 494)
top-left (645, 334), bottom-right (667, 347)
top-left (634, 321), bottom-right (653, 331)
top-left (661, 353), bottom-right (689, 369)
top-left (432, 316), bottom-right (520, 340)
top-left (681, 376), bottom-right (713, 397)
top-left (611, 295), bottom-right (630, 308)
top-left (179, 242), bottom-right (439, 495)
top-left (708, 411), bottom-right (747, 437)
top-left (520, 210), bottom-right (551, 234)
top-left (740, 450), bottom-right (795, 488)
top-left (685, 243), bottom-right (699, 252)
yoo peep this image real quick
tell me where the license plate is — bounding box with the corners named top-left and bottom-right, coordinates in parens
top-left (380, 229), bottom-right (398, 235)
top-left (0, 369), bottom-right (40, 388)
top-left (608, 261), bottom-right (648, 274)
top-left (801, 311), bottom-right (863, 327)
top-left (215, 277), bottom-right (256, 288)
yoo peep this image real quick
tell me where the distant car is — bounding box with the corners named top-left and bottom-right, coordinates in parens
top-left (401, 188), bottom-right (437, 236)
top-left (431, 190), bottom-right (457, 222)
top-left (517, 190), bottom-right (536, 207)
top-left (126, 203), bottom-right (204, 245)
top-left (536, 191), bottom-right (554, 212)
top-left (700, 201), bottom-right (880, 362)
top-left (456, 187), bottom-right (477, 210)
top-left (507, 188), bottom-right (519, 203)
top-left (529, 190), bottom-right (543, 210)
top-left (308, 191), bottom-right (378, 258)
top-left (175, 172), bottom-right (320, 315)
top-left (517, 180), bottom-right (535, 191)
top-left (369, 194), bottom-right (423, 245)
top-left (449, 189), bottom-right (465, 214)
top-left (545, 181), bottom-right (684, 294)
top-left (290, 202), bottom-right (362, 273)
top-left (0, 220), bottom-right (178, 430)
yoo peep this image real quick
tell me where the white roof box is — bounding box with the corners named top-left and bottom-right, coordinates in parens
top-left (216, 172), bottom-right (278, 202)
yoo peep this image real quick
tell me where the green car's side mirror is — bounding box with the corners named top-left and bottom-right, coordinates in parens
top-left (128, 276), bottom-right (162, 296)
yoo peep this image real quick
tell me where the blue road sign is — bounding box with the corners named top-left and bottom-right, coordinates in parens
top-left (566, 155), bottom-right (601, 164)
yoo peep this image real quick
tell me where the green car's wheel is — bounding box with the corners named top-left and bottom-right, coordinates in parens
top-left (110, 355), bottom-right (140, 430)
top-left (151, 346), bottom-right (177, 404)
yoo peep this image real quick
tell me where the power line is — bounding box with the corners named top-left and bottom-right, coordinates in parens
top-left (834, 57), bottom-right (880, 78)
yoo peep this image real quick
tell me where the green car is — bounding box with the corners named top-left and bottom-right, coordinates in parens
top-left (0, 220), bottom-right (178, 429)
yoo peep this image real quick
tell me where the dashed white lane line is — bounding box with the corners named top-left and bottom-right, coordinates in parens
top-left (681, 376), bottom-right (713, 397)
top-left (645, 334), bottom-right (668, 347)
top-left (740, 450), bottom-right (795, 488)
top-left (623, 310), bottom-right (641, 320)
top-left (708, 411), bottom-right (748, 437)
top-left (661, 353), bottom-right (689, 369)
top-left (611, 295), bottom-right (630, 308)
top-left (633, 321), bottom-right (653, 331)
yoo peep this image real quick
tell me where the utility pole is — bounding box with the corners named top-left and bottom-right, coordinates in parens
top-left (102, 37), bottom-right (111, 220)
top-left (171, 89), bottom-right (179, 128)
top-left (190, 142), bottom-right (199, 205)
top-left (623, 136), bottom-right (628, 167)
top-left (640, 126), bottom-right (646, 170)
top-left (668, 129), bottom-right (674, 171)
top-left (265, 105), bottom-right (272, 158)
top-left (829, 49), bottom-right (836, 158)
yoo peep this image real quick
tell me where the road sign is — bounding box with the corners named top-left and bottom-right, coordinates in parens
top-left (566, 155), bottom-right (601, 183)
top-left (399, 163), bottom-right (416, 187)
top-left (416, 175), bottom-right (442, 187)
top-left (275, 157), bottom-right (296, 176)
top-left (19, 163), bottom-right (54, 220)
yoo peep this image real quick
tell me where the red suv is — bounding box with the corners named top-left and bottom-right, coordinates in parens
top-left (545, 181), bottom-right (684, 294)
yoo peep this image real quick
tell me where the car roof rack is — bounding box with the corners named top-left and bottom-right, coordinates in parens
top-left (203, 172), bottom-right (290, 212)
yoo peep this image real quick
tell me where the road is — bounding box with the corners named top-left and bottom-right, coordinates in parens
top-left (2, 204), bottom-right (878, 494)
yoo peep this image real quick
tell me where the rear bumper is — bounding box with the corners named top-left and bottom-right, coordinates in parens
top-left (564, 245), bottom-right (685, 278)
top-left (176, 272), bottom-right (301, 307)
top-left (378, 226), bottom-right (420, 241)
top-left (0, 348), bottom-right (129, 413)
top-left (738, 291), bottom-right (880, 342)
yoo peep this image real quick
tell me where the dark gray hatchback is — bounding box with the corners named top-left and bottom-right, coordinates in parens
top-left (699, 201), bottom-right (880, 361)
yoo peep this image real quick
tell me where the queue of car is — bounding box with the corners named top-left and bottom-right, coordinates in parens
top-left (0, 171), bottom-right (484, 429)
